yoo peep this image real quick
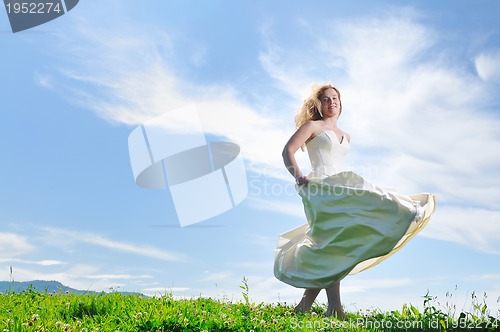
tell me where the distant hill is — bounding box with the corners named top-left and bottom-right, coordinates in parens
top-left (0, 280), bottom-right (91, 294)
top-left (0, 280), bottom-right (144, 296)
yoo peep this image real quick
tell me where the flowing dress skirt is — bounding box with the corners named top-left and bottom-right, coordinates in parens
top-left (274, 171), bottom-right (435, 289)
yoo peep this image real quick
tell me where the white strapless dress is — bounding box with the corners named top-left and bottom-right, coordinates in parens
top-left (274, 131), bottom-right (436, 288)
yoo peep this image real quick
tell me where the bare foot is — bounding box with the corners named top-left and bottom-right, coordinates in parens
top-left (294, 289), bottom-right (320, 314)
top-left (325, 306), bottom-right (346, 320)
top-left (293, 301), bottom-right (308, 314)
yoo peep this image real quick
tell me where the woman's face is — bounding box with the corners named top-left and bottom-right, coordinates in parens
top-left (319, 88), bottom-right (341, 118)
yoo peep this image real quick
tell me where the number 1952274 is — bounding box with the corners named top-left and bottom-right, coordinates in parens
top-left (5, 2), bottom-right (62, 14)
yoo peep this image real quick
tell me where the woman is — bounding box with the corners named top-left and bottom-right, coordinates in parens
top-left (274, 84), bottom-right (435, 318)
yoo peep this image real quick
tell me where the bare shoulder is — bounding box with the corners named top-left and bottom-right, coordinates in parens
top-left (300, 120), bottom-right (322, 130)
top-left (297, 120), bottom-right (322, 136)
top-left (301, 120), bottom-right (324, 134)
top-left (286, 121), bottom-right (322, 148)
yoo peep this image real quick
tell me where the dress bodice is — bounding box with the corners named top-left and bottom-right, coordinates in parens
top-left (306, 130), bottom-right (349, 179)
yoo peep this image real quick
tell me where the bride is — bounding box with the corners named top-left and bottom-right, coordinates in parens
top-left (274, 83), bottom-right (435, 318)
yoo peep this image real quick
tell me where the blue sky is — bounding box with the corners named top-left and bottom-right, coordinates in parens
top-left (1, 0), bottom-right (500, 313)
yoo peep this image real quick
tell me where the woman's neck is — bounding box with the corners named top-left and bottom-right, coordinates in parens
top-left (322, 116), bottom-right (338, 129)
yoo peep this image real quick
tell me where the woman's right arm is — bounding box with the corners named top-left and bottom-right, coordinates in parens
top-left (282, 122), bottom-right (316, 185)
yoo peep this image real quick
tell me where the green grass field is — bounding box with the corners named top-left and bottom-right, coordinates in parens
top-left (1, 279), bottom-right (499, 331)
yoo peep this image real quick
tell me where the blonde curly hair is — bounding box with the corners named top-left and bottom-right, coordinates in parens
top-left (294, 83), bottom-right (342, 129)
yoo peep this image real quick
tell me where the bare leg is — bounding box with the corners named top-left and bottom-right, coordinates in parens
top-left (325, 282), bottom-right (346, 319)
top-left (294, 289), bottom-right (321, 313)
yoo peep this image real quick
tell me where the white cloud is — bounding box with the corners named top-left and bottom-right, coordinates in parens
top-left (143, 287), bottom-right (189, 292)
top-left (258, 21), bottom-right (315, 99)
top-left (40, 227), bottom-right (188, 262)
top-left (199, 271), bottom-right (234, 283)
top-left (86, 274), bottom-right (153, 280)
top-left (34, 72), bottom-right (53, 89)
top-left (234, 261), bottom-right (273, 270)
top-left (342, 277), bottom-right (415, 293)
top-left (421, 206), bottom-right (500, 254)
top-left (475, 50), bottom-right (500, 82)
top-left (0, 258), bottom-right (65, 266)
top-left (52, 16), bottom-right (298, 179)
top-left (245, 196), bottom-right (303, 219)
top-left (469, 273), bottom-right (500, 281)
top-left (245, 234), bottom-right (279, 249)
top-left (0, 233), bottom-right (34, 258)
